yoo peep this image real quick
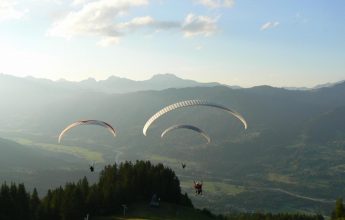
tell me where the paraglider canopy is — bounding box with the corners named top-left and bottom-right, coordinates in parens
top-left (58, 120), bottom-right (117, 143)
top-left (161, 124), bottom-right (211, 144)
top-left (143, 100), bottom-right (247, 136)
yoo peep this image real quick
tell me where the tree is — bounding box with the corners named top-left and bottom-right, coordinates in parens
top-left (0, 160), bottom-right (193, 219)
top-left (30, 188), bottom-right (40, 220)
top-left (332, 198), bottom-right (345, 220)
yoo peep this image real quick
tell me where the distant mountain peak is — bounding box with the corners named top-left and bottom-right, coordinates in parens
top-left (148, 74), bottom-right (188, 83)
top-left (106, 75), bottom-right (123, 80)
top-left (150, 73), bottom-right (180, 79)
top-left (80, 77), bottom-right (96, 82)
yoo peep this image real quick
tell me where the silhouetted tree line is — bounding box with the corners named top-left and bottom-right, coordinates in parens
top-left (0, 160), bottom-right (340, 220)
top-left (0, 183), bottom-right (40, 220)
top-left (0, 160), bottom-right (192, 220)
top-left (224, 212), bottom-right (324, 220)
top-left (191, 207), bottom-right (324, 220)
top-left (331, 198), bottom-right (345, 220)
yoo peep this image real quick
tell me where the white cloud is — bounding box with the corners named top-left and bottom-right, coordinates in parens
top-left (195, 0), bottom-right (235, 8)
top-left (47, 0), bottom-right (149, 39)
top-left (0, 1), bottom-right (27, 22)
top-left (47, 0), bottom-right (220, 46)
top-left (71, 0), bottom-right (88, 6)
top-left (116, 16), bottom-right (155, 30)
top-left (71, 0), bottom-right (96, 6)
top-left (97, 36), bottom-right (120, 47)
top-left (182, 13), bottom-right (218, 37)
top-left (260, 21), bottom-right (279, 31)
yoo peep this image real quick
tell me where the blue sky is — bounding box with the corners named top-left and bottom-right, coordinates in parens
top-left (0, 0), bottom-right (344, 87)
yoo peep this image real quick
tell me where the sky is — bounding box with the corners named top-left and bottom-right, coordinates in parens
top-left (0, 0), bottom-right (344, 87)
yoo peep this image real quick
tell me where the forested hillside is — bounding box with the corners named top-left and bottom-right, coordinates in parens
top-left (0, 76), bottom-right (345, 214)
top-left (0, 160), bottom-right (330, 220)
top-left (0, 161), bottom-right (192, 220)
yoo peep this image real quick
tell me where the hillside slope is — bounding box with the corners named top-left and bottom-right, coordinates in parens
top-left (0, 79), bottom-right (345, 214)
top-left (94, 203), bottom-right (218, 220)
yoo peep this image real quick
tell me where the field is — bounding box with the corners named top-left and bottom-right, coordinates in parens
top-left (94, 203), bottom-right (218, 220)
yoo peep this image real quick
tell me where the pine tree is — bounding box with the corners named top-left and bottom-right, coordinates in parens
top-left (30, 188), bottom-right (40, 220)
top-left (332, 198), bottom-right (345, 220)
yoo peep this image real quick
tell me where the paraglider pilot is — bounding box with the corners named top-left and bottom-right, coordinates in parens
top-left (193, 180), bottom-right (203, 195)
top-left (89, 163), bottom-right (95, 172)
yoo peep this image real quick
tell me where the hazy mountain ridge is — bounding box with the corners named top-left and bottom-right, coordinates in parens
top-left (2, 73), bottom-right (343, 94)
top-left (1, 74), bottom-right (345, 213)
top-left (0, 73), bottom-right (226, 94)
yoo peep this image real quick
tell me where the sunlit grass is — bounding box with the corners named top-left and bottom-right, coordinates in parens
top-left (7, 137), bottom-right (104, 163)
top-left (147, 154), bottom-right (199, 168)
top-left (267, 173), bottom-right (297, 185)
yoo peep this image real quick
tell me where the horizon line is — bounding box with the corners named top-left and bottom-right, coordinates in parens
top-left (0, 72), bottom-right (344, 90)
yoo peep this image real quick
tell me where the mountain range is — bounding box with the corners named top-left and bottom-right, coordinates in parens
top-left (1, 73), bottom-right (340, 94)
top-left (0, 73), bottom-right (224, 94)
top-left (0, 73), bottom-right (345, 214)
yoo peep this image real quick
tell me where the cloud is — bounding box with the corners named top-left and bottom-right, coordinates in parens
top-left (97, 36), bottom-right (121, 47)
top-left (71, 0), bottom-right (93, 6)
top-left (116, 16), bottom-right (155, 30)
top-left (47, 0), bottom-right (219, 46)
top-left (260, 21), bottom-right (279, 31)
top-left (47, 0), bottom-right (149, 39)
top-left (195, 0), bottom-right (235, 8)
top-left (0, 1), bottom-right (27, 22)
top-left (71, 0), bottom-right (87, 6)
top-left (182, 13), bottom-right (218, 37)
